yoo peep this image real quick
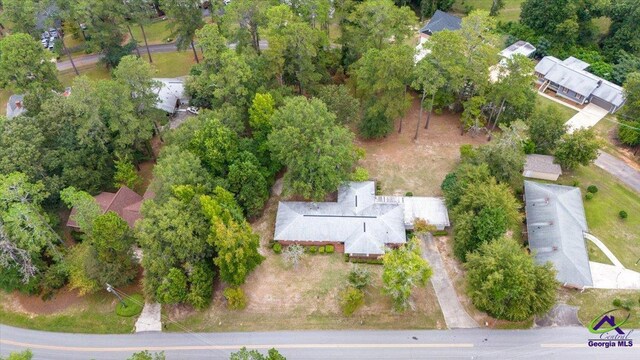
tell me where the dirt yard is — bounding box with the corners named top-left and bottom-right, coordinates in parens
top-left (164, 183), bottom-right (445, 332)
top-left (357, 95), bottom-right (488, 196)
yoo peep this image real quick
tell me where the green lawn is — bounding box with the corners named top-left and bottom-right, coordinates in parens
top-left (0, 291), bottom-right (137, 334)
top-left (558, 165), bottom-right (640, 269)
top-left (149, 51), bottom-right (201, 78)
top-left (535, 94), bottom-right (578, 121)
top-left (453, 0), bottom-right (524, 22)
top-left (566, 289), bottom-right (640, 328)
top-left (58, 65), bottom-right (112, 87)
top-left (130, 19), bottom-right (174, 45)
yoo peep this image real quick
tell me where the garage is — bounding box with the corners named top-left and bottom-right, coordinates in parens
top-left (589, 95), bottom-right (613, 113)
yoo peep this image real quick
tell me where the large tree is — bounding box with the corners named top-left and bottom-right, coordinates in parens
top-left (412, 57), bottom-right (447, 139)
top-left (151, 145), bottom-right (210, 201)
top-left (222, 0), bottom-right (271, 53)
top-left (527, 105), bottom-right (568, 154)
top-left (160, 0), bottom-right (205, 63)
top-left (113, 56), bottom-right (160, 117)
top-left (341, 0), bottom-right (416, 62)
top-left (554, 128), bottom-right (601, 170)
top-left (315, 85), bottom-right (362, 125)
top-left (267, 97), bottom-right (359, 200)
top-left (466, 236), bottom-right (557, 321)
top-left (0, 33), bottom-right (61, 93)
top-left (487, 55), bottom-right (537, 130)
top-left (477, 120), bottom-right (529, 189)
top-left (201, 187), bottom-right (264, 286)
top-left (0, 116), bottom-right (45, 181)
top-left (382, 237), bottom-right (432, 311)
top-left (0, 0), bottom-right (38, 36)
top-left (603, 0), bottom-right (640, 58)
top-left (617, 72), bottom-right (640, 148)
top-left (351, 44), bottom-right (414, 138)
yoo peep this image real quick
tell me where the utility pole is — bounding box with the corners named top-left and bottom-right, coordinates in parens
top-left (106, 283), bottom-right (127, 307)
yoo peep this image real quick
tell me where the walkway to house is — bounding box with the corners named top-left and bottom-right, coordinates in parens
top-left (585, 232), bottom-right (640, 290)
top-left (419, 234), bottom-right (478, 329)
top-left (565, 103), bottom-right (609, 133)
top-left (134, 302), bottom-right (162, 332)
top-left (594, 151), bottom-right (640, 194)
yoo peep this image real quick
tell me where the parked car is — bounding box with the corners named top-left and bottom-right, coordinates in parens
top-left (187, 106), bottom-right (199, 115)
top-left (41, 39), bottom-right (49, 48)
top-left (49, 28), bottom-right (58, 38)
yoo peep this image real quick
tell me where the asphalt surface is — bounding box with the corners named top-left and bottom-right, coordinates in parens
top-left (1, 325), bottom-right (639, 359)
top-left (594, 151), bottom-right (640, 194)
top-left (56, 40), bottom-right (269, 72)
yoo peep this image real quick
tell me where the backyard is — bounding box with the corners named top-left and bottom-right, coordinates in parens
top-left (357, 95), bottom-right (488, 196)
top-left (453, 0), bottom-right (524, 22)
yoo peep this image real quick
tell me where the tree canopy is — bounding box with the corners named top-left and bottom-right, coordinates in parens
top-left (382, 237), bottom-right (432, 311)
top-left (0, 33), bottom-right (61, 93)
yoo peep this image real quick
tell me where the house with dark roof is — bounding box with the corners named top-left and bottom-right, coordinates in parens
top-left (523, 154), bottom-right (562, 181)
top-left (524, 181), bottom-right (592, 288)
top-left (535, 56), bottom-right (625, 113)
top-left (6, 95), bottom-right (26, 119)
top-left (419, 10), bottom-right (462, 37)
top-left (66, 186), bottom-right (155, 230)
top-left (274, 182), bottom-right (450, 258)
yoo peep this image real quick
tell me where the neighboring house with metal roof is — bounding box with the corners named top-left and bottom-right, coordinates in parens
top-left (6, 95), bottom-right (26, 119)
top-left (499, 41), bottom-right (536, 62)
top-left (535, 56), bottom-right (625, 113)
top-left (274, 182), bottom-right (450, 258)
top-left (153, 78), bottom-right (188, 114)
top-left (524, 181), bottom-right (593, 288)
top-left (66, 186), bottom-right (155, 230)
top-left (523, 154), bottom-right (562, 181)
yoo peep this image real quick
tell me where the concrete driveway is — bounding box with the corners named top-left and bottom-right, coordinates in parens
top-left (585, 233), bottom-right (640, 289)
top-left (565, 103), bottom-right (609, 133)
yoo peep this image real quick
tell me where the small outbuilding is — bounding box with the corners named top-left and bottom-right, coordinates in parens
top-left (153, 78), bottom-right (188, 114)
top-left (523, 154), bottom-right (563, 181)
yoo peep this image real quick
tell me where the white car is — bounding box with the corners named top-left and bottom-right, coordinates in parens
top-left (187, 106), bottom-right (199, 115)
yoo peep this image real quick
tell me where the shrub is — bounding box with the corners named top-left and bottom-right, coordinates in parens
top-left (325, 245), bottom-right (334, 253)
top-left (351, 167), bottom-right (370, 181)
top-left (40, 263), bottom-right (69, 300)
top-left (585, 193), bottom-right (594, 200)
top-left (613, 298), bottom-right (623, 308)
top-left (432, 230), bottom-right (449, 236)
top-left (344, 254), bottom-right (350, 262)
top-left (405, 192), bottom-right (413, 197)
top-left (572, 180), bottom-right (580, 187)
top-left (619, 210), bottom-right (628, 219)
top-left (223, 287), bottom-right (247, 310)
top-left (375, 182), bottom-right (382, 195)
top-left (413, 218), bottom-right (436, 234)
top-left (268, 240), bottom-right (275, 249)
top-left (309, 246), bottom-right (318, 254)
top-left (273, 242), bottom-right (282, 254)
top-left (318, 246), bottom-right (325, 254)
top-left (115, 294), bottom-right (144, 317)
top-left (348, 266), bottom-right (371, 290)
top-left (587, 185), bottom-right (599, 194)
top-left (339, 286), bottom-right (364, 316)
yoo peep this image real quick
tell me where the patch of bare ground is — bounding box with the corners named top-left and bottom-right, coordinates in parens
top-left (356, 95), bottom-right (488, 196)
top-left (434, 235), bottom-right (532, 329)
top-left (164, 184), bottom-right (445, 332)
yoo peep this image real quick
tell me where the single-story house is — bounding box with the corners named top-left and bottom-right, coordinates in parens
top-left (273, 181), bottom-right (450, 258)
top-left (524, 181), bottom-right (593, 288)
top-left (6, 94), bottom-right (26, 119)
top-left (66, 186), bottom-right (155, 230)
top-left (419, 10), bottom-right (461, 37)
top-left (153, 78), bottom-right (188, 114)
top-left (535, 56), bottom-right (625, 113)
top-left (523, 154), bottom-right (562, 181)
top-left (415, 10), bottom-right (462, 63)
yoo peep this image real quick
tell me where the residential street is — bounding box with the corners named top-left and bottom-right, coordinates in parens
top-left (595, 151), bottom-right (640, 193)
top-left (1, 325), bottom-right (638, 359)
top-left (55, 41), bottom-right (269, 71)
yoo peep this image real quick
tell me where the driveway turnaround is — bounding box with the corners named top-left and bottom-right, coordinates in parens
top-left (2, 325), bottom-right (639, 359)
top-left (594, 151), bottom-right (640, 194)
top-left (420, 234), bottom-right (478, 329)
top-left (565, 103), bottom-right (609, 133)
top-left (135, 302), bottom-right (162, 333)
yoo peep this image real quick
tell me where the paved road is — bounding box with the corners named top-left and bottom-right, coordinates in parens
top-left (1, 325), bottom-right (639, 359)
top-left (56, 41), bottom-right (269, 72)
top-left (594, 151), bottom-right (640, 194)
top-left (420, 234), bottom-right (478, 329)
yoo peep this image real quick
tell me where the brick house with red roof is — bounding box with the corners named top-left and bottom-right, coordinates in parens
top-left (66, 186), bottom-right (155, 230)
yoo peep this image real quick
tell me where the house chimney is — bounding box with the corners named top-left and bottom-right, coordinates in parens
top-left (363, 222), bottom-right (366, 232)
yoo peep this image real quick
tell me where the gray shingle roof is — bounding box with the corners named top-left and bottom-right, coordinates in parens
top-left (274, 182), bottom-right (406, 255)
top-left (419, 10), bottom-right (461, 35)
top-left (524, 181), bottom-right (593, 287)
top-left (524, 154), bottom-right (562, 176)
top-left (535, 56), bottom-right (625, 106)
